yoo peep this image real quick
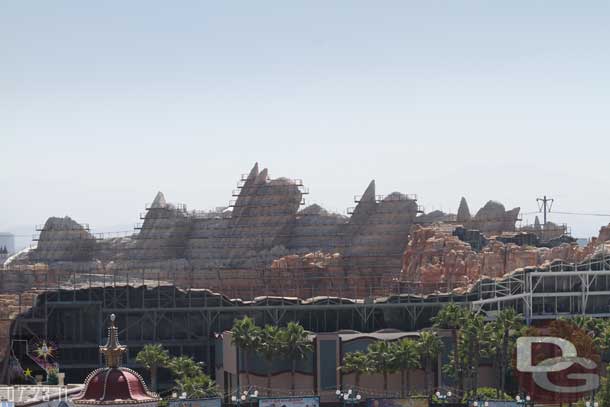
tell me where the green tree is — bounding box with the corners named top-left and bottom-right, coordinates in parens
top-left (391, 339), bottom-right (420, 397)
top-left (175, 374), bottom-right (219, 398)
top-left (490, 309), bottom-right (523, 397)
top-left (486, 325), bottom-right (504, 398)
top-left (231, 316), bottom-right (261, 386)
top-left (570, 315), bottom-right (608, 351)
top-left (280, 322), bottom-right (312, 395)
top-left (257, 325), bottom-right (282, 396)
top-left (598, 365), bottom-right (610, 407)
top-left (571, 315), bottom-right (599, 333)
top-left (340, 351), bottom-right (371, 389)
top-left (599, 322), bottom-right (610, 352)
top-left (168, 355), bottom-right (204, 379)
top-left (461, 312), bottom-right (486, 396)
top-left (368, 341), bottom-right (397, 393)
top-left (168, 355), bottom-right (218, 398)
top-left (418, 331), bottom-right (443, 395)
top-left (136, 344), bottom-right (170, 391)
top-left (460, 387), bottom-right (512, 402)
top-left (433, 303), bottom-right (467, 393)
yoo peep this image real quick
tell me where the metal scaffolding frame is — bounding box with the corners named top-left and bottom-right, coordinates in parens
top-left (471, 257), bottom-right (610, 323)
top-left (2, 255), bottom-right (609, 384)
top-left (6, 276), bottom-right (457, 383)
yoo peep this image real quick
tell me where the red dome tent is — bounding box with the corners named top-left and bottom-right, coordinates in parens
top-left (73, 314), bottom-right (160, 407)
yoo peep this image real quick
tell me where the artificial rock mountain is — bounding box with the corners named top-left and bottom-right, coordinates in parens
top-left (4, 163), bottom-right (592, 299)
top-left (399, 225), bottom-right (608, 294)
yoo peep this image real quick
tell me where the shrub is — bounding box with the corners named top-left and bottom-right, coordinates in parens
top-left (463, 387), bottom-right (512, 402)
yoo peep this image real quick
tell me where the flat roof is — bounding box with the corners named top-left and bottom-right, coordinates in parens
top-left (337, 331), bottom-right (420, 342)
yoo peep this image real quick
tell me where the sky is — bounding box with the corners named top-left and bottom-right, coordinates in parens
top-left (2, 1), bottom-right (610, 249)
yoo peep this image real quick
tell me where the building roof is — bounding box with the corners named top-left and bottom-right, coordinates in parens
top-left (336, 330), bottom-right (420, 342)
top-left (73, 368), bottom-right (158, 405)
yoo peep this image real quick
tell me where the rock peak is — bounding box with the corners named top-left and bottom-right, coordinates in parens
top-left (534, 216), bottom-right (542, 230)
top-left (457, 197), bottom-right (471, 223)
top-left (255, 168), bottom-right (268, 184)
top-left (361, 180), bottom-right (376, 202)
top-left (247, 162), bottom-right (259, 179)
top-left (43, 216), bottom-right (85, 231)
top-left (150, 191), bottom-right (166, 208)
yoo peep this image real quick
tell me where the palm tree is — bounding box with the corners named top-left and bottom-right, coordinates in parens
top-left (568, 315), bottom-right (610, 353)
top-left (168, 355), bottom-right (205, 379)
top-left (135, 344), bottom-right (169, 391)
top-left (391, 339), bottom-right (420, 397)
top-left (167, 355), bottom-right (218, 398)
top-left (486, 324), bottom-right (504, 399)
top-left (367, 341), bottom-right (397, 393)
top-left (417, 331), bottom-right (443, 395)
top-left (598, 365), bottom-right (610, 407)
top-left (492, 308), bottom-right (523, 397)
top-left (340, 351), bottom-right (371, 389)
top-left (280, 322), bottom-right (312, 395)
top-left (571, 315), bottom-right (597, 332)
top-left (231, 316), bottom-right (261, 386)
top-left (432, 303), bottom-right (467, 393)
top-left (258, 325), bottom-right (282, 396)
top-left (461, 312), bottom-right (486, 396)
top-left (176, 373), bottom-right (219, 398)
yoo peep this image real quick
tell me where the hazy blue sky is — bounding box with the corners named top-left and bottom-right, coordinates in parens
top-left (2, 1), bottom-right (610, 248)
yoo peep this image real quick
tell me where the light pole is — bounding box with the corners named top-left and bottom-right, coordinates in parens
top-left (585, 401), bottom-right (599, 407)
top-left (336, 388), bottom-right (362, 407)
top-left (436, 391), bottom-right (452, 404)
top-left (231, 387), bottom-right (259, 407)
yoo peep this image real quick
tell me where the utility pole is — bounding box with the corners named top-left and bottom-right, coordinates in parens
top-left (536, 195), bottom-right (554, 227)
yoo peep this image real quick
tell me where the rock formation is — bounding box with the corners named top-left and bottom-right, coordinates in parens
top-left (17, 164), bottom-right (419, 297)
top-left (31, 216), bottom-right (96, 262)
top-left (455, 199), bottom-right (520, 235)
top-left (186, 163), bottom-right (304, 269)
top-left (456, 197), bottom-right (472, 223)
top-left (343, 184), bottom-right (419, 273)
top-left (11, 163), bottom-right (598, 301)
top-left (401, 225), bottom-right (597, 294)
top-left (287, 204), bottom-right (347, 253)
top-left (132, 192), bottom-right (191, 260)
top-left (598, 224), bottom-right (610, 242)
top-left (415, 210), bottom-right (455, 224)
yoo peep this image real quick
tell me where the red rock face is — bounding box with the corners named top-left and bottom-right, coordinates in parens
top-left (401, 226), bottom-right (476, 291)
top-left (3, 225), bottom-right (603, 302)
top-left (400, 225), bottom-right (598, 294)
top-left (266, 252), bottom-right (397, 298)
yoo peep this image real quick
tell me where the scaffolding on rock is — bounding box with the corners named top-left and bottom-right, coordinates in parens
top-left (2, 165), bottom-right (596, 385)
